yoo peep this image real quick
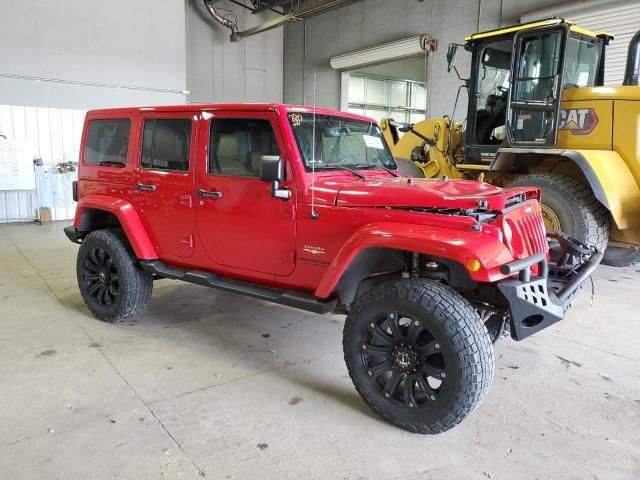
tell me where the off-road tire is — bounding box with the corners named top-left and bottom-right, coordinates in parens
top-left (76, 229), bottom-right (153, 323)
top-left (343, 278), bottom-right (494, 434)
top-left (510, 173), bottom-right (609, 252)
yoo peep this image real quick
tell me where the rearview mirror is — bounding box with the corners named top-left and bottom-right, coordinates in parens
top-left (446, 44), bottom-right (458, 73)
top-left (259, 155), bottom-right (284, 182)
top-left (259, 155), bottom-right (291, 200)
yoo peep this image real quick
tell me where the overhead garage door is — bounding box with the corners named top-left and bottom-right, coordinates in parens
top-left (532, 1), bottom-right (640, 85)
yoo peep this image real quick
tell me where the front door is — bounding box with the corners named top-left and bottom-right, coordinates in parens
top-left (506, 24), bottom-right (569, 147)
top-left (132, 113), bottom-right (197, 259)
top-left (195, 111), bottom-right (296, 276)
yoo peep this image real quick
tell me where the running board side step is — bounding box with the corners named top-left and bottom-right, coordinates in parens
top-left (140, 260), bottom-right (337, 314)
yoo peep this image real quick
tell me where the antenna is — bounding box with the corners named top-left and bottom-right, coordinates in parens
top-left (310, 72), bottom-right (319, 220)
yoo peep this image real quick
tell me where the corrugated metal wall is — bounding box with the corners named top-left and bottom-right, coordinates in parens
top-left (544, 1), bottom-right (639, 86)
top-left (0, 104), bottom-right (85, 223)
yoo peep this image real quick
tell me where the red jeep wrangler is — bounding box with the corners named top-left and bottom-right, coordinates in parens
top-left (65, 103), bottom-right (601, 434)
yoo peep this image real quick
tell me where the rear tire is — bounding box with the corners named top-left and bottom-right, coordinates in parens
top-left (602, 246), bottom-right (640, 267)
top-left (510, 173), bottom-right (609, 252)
top-left (76, 229), bottom-right (153, 323)
top-left (343, 278), bottom-right (494, 434)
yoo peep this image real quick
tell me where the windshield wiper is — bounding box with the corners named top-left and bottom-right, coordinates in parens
top-left (354, 163), bottom-right (399, 177)
top-left (316, 165), bottom-right (365, 179)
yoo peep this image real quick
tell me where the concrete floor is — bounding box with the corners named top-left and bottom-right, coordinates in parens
top-left (0, 222), bottom-right (639, 480)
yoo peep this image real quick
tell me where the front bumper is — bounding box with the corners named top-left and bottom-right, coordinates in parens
top-left (497, 233), bottom-right (603, 341)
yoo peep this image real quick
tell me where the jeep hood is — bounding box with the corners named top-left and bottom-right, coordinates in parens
top-left (333, 177), bottom-right (537, 211)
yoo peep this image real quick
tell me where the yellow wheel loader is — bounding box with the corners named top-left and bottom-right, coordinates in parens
top-left (382, 18), bottom-right (640, 266)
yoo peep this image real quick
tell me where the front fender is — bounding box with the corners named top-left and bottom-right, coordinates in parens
top-left (75, 194), bottom-right (157, 259)
top-left (314, 222), bottom-right (514, 299)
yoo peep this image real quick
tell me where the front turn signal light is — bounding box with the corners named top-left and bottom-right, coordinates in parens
top-left (466, 258), bottom-right (481, 272)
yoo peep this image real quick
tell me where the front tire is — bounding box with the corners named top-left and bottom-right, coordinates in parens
top-left (76, 229), bottom-right (153, 323)
top-left (343, 278), bottom-right (494, 434)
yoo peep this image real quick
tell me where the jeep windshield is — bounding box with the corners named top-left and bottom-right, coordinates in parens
top-left (287, 112), bottom-right (397, 172)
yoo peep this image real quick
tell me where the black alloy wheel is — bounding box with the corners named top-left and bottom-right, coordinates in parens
top-left (361, 311), bottom-right (446, 408)
top-left (83, 247), bottom-right (119, 306)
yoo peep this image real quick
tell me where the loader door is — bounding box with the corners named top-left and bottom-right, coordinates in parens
top-left (506, 24), bottom-right (569, 147)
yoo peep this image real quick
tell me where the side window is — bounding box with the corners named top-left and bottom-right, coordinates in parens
top-left (85, 119), bottom-right (130, 167)
top-left (209, 118), bottom-right (281, 177)
top-left (141, 119), bottom-right (192, 172)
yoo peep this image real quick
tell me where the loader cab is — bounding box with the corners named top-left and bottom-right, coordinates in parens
top-left (459, 18), bottom-right (610, 164)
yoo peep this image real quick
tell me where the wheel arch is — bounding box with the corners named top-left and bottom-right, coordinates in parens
top-left (314, 222), bottom-right (513, 302)
top-left (74, 194), bottom-right (157, 259)
top-left (492, 148), bottom-right (640, 230)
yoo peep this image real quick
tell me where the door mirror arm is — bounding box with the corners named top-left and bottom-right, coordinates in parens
top-left (271, 180), bottom-right (291, 200)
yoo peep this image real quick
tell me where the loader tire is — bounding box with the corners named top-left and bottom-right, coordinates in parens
top-left (602, 246), bottom-right (640, 267)
top-left (510, 173), bottom-right (609, 252)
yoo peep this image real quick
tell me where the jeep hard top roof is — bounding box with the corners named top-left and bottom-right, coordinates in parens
top-left (86, 103), bottom-right (376, 124)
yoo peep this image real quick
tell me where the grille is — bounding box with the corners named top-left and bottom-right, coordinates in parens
top-left (514, 210), bottom-right (547, 255)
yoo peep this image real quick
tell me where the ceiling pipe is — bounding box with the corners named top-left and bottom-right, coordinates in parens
top-left (203, 0), bottom-right (359, 42)
top-left (203, 0), bottom-right (240, 41)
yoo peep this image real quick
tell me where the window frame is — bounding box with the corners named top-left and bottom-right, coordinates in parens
top-left (139, 117), bottom-right (194, 174)
top-left (207, 116), bottom-right (283, 179)
top-left (83, 118), bottom-right (132, 168)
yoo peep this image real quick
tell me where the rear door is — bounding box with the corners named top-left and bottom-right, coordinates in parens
top-left (506, 24), bottom-right (569, 147)
top-left (195, 111), bottom-right (296, 276)
top-left (132, 112), bottom-right (197, 259)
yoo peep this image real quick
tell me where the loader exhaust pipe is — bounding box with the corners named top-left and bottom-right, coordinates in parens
top-left (623, 29), bottom-right (640, 86)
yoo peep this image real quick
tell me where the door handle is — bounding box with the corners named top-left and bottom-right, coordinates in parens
top-left (136, 183), bottom-right (157, 192)
top-left (197, 189), bottom-right (223, 199)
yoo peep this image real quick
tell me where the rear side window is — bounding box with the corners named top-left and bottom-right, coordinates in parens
top-left (85, 119), bottom-right (130, 167)
top-left (141, 119), bottom-right (192, 172)
top-left (209, 118), bottom-right (281, 177)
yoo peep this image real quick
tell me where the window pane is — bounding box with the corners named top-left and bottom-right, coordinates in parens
top-left (363, 108), bottom-right (388, 123)
top-left (514, 32), bottom-right (561, 102)
top-left (389, 81), bottom-right (407, 107)
top-left (141, 120), bottom-right (154, 169)
top-left (85, 119), bottom-right (130, 167)
top-left (209, 119), bottom-right (281, 177)
top-left (365, 78), bottom-right (387, 105)
top-left (348, 76), bottom-right (365, 103)
top-left (410, 84), bottom-right (427, 109)
top-left (141, 119), bottom-right (192, 172)
top-left (564, 36), bottom-right (600, 88)
top-left (410, 112), bottom-right (427, 124)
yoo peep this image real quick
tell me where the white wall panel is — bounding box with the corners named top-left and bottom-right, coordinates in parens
top-left (0, 104), bottom-right (85, 223)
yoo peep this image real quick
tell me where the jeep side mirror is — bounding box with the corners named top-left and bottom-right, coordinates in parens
top-left (259, 155), bottom-right (291, 200)
top-left (446, 44), bottom-right (458, 73)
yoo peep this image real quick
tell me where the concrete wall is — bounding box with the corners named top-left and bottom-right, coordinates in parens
top-left (0, 0), bottom-right (284, 110)
top-left (186, 0), bottom-right (284, 104)
top-left (283, 0), bottom-right (560, 117)
top-left (0, 0), bottom-right (188, 109)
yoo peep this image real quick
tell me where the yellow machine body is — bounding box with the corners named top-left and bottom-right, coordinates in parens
top-left (381, 19), bottom-right (640, 252)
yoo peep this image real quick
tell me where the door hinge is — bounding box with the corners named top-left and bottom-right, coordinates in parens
top-left (180, 235), bottom-right (193, 247)
top-left (179, 195), bottom-right (193, 208)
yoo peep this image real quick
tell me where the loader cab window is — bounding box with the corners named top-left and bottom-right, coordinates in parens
top-left (563, 35), bottom-right (601, 88)
top-left (474, 39), bottom-right (512, 145)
